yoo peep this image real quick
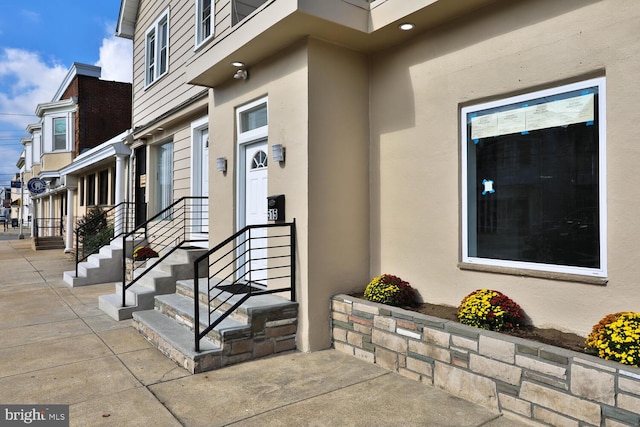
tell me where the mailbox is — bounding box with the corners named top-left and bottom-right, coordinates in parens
top-left (267, 194), bottom-right (285, 222)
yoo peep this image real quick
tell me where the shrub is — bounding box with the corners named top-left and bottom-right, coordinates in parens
top-left (76, 207), bottom-right (113, 259)
top-left (585, 312), bottom-right (640, 367)
top-left (133, 246), bottom-right (159, 261)
top-left (363, 274), bottom-right (416, 307)
top-left (457, 289), bottom-right (525, 332)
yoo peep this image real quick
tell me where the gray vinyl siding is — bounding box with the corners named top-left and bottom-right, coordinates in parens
top-left (172, 126), bottom-right (192, 199)
top-left (132, 0), bottom-right (205, 128)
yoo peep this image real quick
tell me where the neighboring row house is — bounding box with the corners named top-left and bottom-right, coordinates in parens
top-left (20, 63), bottom-right (131, 250)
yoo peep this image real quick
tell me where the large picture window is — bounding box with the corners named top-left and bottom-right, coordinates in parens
top-left (461, 78), bottom-right (606, 278)
top-left (146, 11), bottom-right (169, 86)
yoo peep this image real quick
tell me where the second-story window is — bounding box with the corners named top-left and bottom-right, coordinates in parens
top-left (196, 0), bottom-right (213, 46)
top-left (146, 10), bottom-right (169, 86)
top-left (53, 118), bottom-right (66, 150)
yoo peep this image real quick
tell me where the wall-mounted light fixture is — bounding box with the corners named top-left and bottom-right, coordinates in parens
top-left (233, 69), bottom-right (248, 80)
top-left (272, 144), bottom-right (285, 163)
top-left (216, 157), bottom-right (227, 172)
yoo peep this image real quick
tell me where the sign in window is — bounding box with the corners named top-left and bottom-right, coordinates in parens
top-left (461, 78), bottom-right (606, 277)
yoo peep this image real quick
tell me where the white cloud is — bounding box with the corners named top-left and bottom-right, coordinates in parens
top-left (96, 32), bottom-right (133, 83)
top-left (0, 48), bottom-right (67, 129)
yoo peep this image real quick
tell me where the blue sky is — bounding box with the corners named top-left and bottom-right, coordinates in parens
top-left (0, 1), bottom-right (132, 189)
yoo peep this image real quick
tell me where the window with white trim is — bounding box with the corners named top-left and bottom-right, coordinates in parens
top-left (156, 141), bottom-right (174, 218)
top-left (195, 0), bottom-right (213, 46)
top-left (461, 78), bottom-right (606, 278)
top-left (53, 118), bottom-right (66, 150)
top-left (146, 10), bottom-right (169, 86)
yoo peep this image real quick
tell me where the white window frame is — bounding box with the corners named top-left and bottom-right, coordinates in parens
top-left (145, 9), bottom-right (170, 87)
top-left (52, 117), bottom-right (67, 151)
top-left (190, 116), bottom-right (209, 241)
top-left (235, 97), bottom-right (268, 230)
top-left (195, 0), bottom-right (214, 48)
top-left (155, 140), bottom-right (174, 219)
top-left (461, 78), bottom-right (607, 278)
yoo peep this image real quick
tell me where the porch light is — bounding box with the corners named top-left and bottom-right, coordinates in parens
top-left (272, 144), bottom-right (285, 163)
top-left (216, 157), bottom-right (227, 172)
top-left (233, 69), bottom-right (248, 80)
top-left (231, 61), bottom-right (245, 67)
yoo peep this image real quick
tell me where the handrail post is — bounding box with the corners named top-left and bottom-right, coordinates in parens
top-left (75, 228), bottom-right (79, 277)
top-left (290, 221), bottom-right (296, 302)
top-left (122, 231), bottom-right (127, 308)
top-left (194, 259), bottom-right (200, 352)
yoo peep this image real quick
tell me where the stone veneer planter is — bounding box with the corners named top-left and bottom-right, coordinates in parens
top-left (331, 294), bottom-right (640, 426)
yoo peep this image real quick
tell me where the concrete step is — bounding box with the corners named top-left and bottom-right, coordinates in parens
top-left (33, 236), bottom-right (65, 251)
top-left (99, 283), bottom-right (157, 321)
top-left (99, 246), bottom-right (211, 320)
top-left (160, 246), bottom-right (209, 264)
top-left (176, 278), bottom-right (298, 325)
top-left (63, 244), bottom-right (124, 287)
top-left (133, 309), bottom-right (222, 374)
top-left (154, 293), bottom-right (250, 346)
top-left (133, 284), bottom-right (299, 374)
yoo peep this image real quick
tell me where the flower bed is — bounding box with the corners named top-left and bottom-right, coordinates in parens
top-left (331, 294), bottom-right (640, 426)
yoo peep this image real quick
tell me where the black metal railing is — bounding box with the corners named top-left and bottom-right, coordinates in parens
top-left (34, 217), bottom-right (64, 238)
top-left (120, 196), bottom-right (208, 307)
top-left (193, 221), bottom-right (296, 352)
top-left (74, 202), bottom-right (135, 276)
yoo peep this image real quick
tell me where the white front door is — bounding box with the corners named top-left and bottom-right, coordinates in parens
top-left (244, 140), bottom-right (268, 283)
top-left (191, 119), bottom-right (209, 239)
top-left (199, 128), bottom-right (209, 233)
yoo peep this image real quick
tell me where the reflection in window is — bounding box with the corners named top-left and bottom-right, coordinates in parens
top-left (241, 103), bottom-right (267, 133)
top-left (196, 0), bottom-right (213, 45)
top-left (251, 150), bottom-right (267, 169)
top-left (156, 141), bottom-right (174, 219)
top-left (146, 11), bottom-right (169, 86)
top-left (53, 118), bottom-right (66, 150)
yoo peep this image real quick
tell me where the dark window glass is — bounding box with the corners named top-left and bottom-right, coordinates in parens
top-left (465, 84), bottom-right (601, 271)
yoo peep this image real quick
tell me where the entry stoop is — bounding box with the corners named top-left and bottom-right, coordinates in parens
top-left (132, 278), bottom-right (298, 374)
top-left (99, 246), bottom-right (209, 321)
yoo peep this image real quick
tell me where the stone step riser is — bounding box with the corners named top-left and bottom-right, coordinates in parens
top-left (133, 317), bottom-right (222, 373)
top-left (154, 297), bottom-right (252, 347)
top-left (175, 281), bottom-right (251, 324)
top-left (133, 281), bottom-right (299, 375)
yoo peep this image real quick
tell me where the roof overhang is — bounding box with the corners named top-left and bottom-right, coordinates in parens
top-left (186, 0), bottom-right (498, 88)
top-left (117, 0), bottom-right (139, 39)
top-left (39, 171), bottom-right (60, 181)
top-left (35, 98), bottom-right (77, 118)
top-left (60, 131), bottom-right (131, 176)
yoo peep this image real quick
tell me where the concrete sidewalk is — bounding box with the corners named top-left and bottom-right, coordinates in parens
top-left (0, 238), bottom-right (532, 426)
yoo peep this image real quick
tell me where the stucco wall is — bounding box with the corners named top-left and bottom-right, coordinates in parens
top-left (369, 0), bottom-right (640, 336)
top-left (209, 38), bottom-right (370, 351)
top-left (307, 38), bottom-right (370, 350)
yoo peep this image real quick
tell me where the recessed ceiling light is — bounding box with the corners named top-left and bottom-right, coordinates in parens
top-left (231, 61), bottom-right (245, 67)
top-left (156, 127), bottom-right (163, 131)
top-left (399, 22), bottom-right (415, 31)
